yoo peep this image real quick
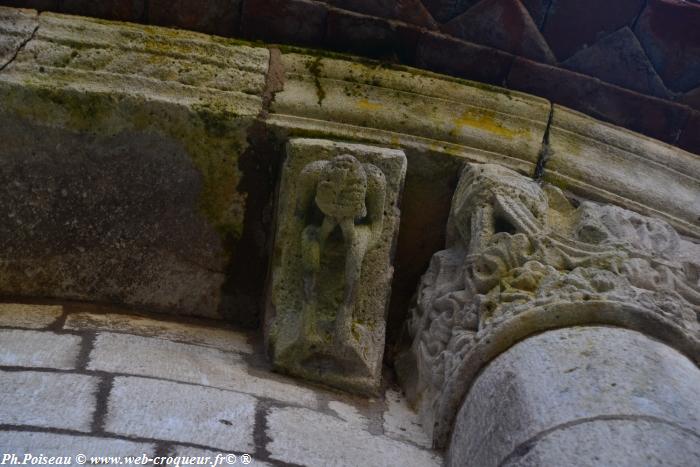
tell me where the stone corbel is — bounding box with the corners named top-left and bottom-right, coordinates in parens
top-left (265, 138), bottom-right (406, 394)
top-left (396, 163), bottom-right (700, 447)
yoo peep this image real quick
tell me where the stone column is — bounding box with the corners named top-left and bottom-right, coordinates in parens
top-left (448, 326), bottom-right (700, 466)
top-left (396, 163), bottom-right (700, 465)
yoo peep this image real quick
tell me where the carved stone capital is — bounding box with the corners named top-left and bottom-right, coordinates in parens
top-left (397, 163), bottom-right (700, 447)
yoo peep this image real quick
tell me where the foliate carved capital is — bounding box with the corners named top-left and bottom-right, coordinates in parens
top-left (398, 163), bottom-right (700, 447)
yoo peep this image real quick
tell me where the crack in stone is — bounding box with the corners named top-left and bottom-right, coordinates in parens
top-left (533, 102), bottom-right (554, 182)
top-left (497, 414), bottom-right (700, 467)
top-left (0, 22), bottom-right (39, 73)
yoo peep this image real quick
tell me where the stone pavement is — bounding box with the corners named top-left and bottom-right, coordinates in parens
top-left (0, 302), bottom-right (442, 467)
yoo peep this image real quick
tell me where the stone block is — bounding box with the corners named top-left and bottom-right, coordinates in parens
top-left (542, 0), bottom-right (645, 60)
top-left (448, 327), bottom-right (700, 467)
top-left (60, 0), bottom-right (145, 22)
top-left (0, 12), bottom-right (268, 321)
top-left (240, 0), bottom-right (328, 46)
top-left (634, 0), bottom-right (700, 92)
top-left (0, 431), bottom-right (154, 459)
top-left (149, 0), bottom-right (242, 37)
top-left (420, 0), bottom-right (480, 23)
top-left (106, 376), bottom-right (256, 452)
top-left (443, 0), bottom-right (555, 64)
top-left (0, 6), bottom-right (37, 69)
top-left (0, 303), bottom-right (63, 328)
top-left (562, 27), bottom-right (670, 99)
top-left (64, 312), bottom-right (252, 354)
top-left (324, 0), bottom-right (437, 28)
top-left (506, 57), bottom-right (691, 144)
top-left (0, 370), bottom-right (97, 431)
top-left (415, 31), bottom-right (515, 86)
top-left (88, 332), bottom-right (317, 407)
top-left (266, 138), bottom-right (406, 394)
top-left (267, 406), bottom-right (442, 466)
top-left (678, 110), bottom-right (700, 156)
top-left (0, 329), bottom-right (81, 369)
top-left (546, 105), bottom-right (700, 235)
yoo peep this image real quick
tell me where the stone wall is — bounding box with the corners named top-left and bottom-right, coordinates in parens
top-left (1, 7), bottom-right (699, 337)
top-left (1, 0), bottom-right (699, 155)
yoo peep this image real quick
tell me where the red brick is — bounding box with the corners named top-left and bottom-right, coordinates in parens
top-left (677, 110), bottom-right (700, 156)
top-left (443, 0), bottom-right (555, 63)
top-left (324, 0), bottom-right (437, 28)
top-left (240, 0), bottom-right (327, 46)
top-left (542, 0), bottom-right (645, 60)
top-left (507, 57), bottom-right (691, 144)
top-left (60, 0), bottom-right (145, 22)
top-left (149, 0), bottom-right (241, 37)
top-left (562, 27), bottom-right (669, 99)
top-left (634, 0), bottom-right (700, 92)
top-left (415, 31), bottom-right (515, 86)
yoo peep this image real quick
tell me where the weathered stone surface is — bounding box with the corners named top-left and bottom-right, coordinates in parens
top-left (89, 332), bottom-right (318, 407)
top-left (0, 12), bottom-right (268, 320)
top-left (267, 407), bottom-right (442, 466)
top-left (448, 327), bottom-right (700, 467)
top-left (443, 0), bottom-right (555, 64)
top-left (266, 138), bottom-right (406, 394)
top-left (546, 105), bottom-right (700, 237)
top-left (149, 0), bottom-right (242, 37)
top-left (64, 312), bottom-right (252, 354)
top-left (501, 419), bottom-right (700, 467)
top-left (271, 52), bottom-right (550, 171)
top-left (562, 27), bottom-right (670, 99)
top-left (0, 329), bottom-right (81, 369)
top-left (0, 303), bottom-right (63, 328)
top-left (0, 431), bottom-right (154, 460)
top-left (240, 0), bottom-right (328, 46)
top-left (60, 0), bottom-right (145, 23)
top-left (383, 389), bottom-right (431, 448)
top-left (397, 163), bottom-right (700, 446)
top-left (634, 0), bottom-right (700, 92)
top-left (0, 6), bottom-right (36, 69)
top-left (106, 376), bottom-right (256, 451)
top-left (542, 0), bottom-right (645, 60)
top-left (506, 57), bottom-right (692, 145)
top-left (0, 371), bottom-right (97, 431)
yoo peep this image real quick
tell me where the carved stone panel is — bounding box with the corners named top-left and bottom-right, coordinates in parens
top-left (266, 138), bottom-right (406, 394)
top-left (396, 163), bottom-right (700, 447)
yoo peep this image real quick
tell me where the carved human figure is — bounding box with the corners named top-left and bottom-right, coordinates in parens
top-left (295, 154), bottom-right (386, 342)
